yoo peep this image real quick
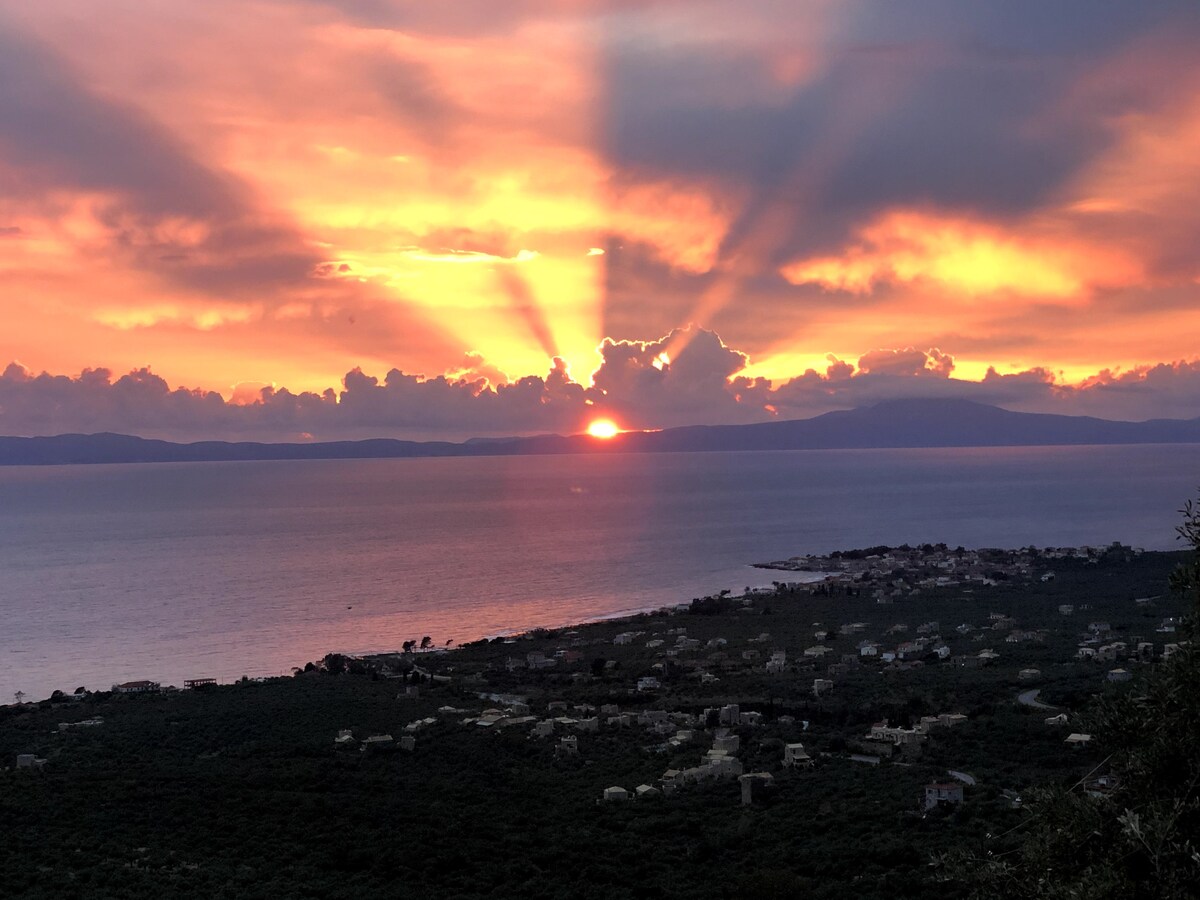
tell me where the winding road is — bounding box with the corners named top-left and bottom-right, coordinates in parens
top-left (1017, 688), bottom-right (1057, 710)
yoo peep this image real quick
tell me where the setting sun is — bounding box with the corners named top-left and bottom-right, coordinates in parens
top-left (585, 419), bottom-right (621, 439)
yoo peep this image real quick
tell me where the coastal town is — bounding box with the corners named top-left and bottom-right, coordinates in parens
top-left (1, 541), bottom-right (1189, 897)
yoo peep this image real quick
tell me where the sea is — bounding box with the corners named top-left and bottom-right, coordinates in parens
top-left (1, 444), bottom-right (1197, 702)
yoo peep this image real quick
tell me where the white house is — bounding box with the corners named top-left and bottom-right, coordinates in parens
top-left (924, 782), bottom-right (965, 810)
top-left (713, 734), bottom-right (740, 754)
top-left (783, 743), bottom-right (813, 768)
top-left (112, 680), bottom-right (160, 694)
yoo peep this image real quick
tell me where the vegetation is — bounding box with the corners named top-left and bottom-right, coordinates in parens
top-left (943, 495), bottom-right (1200, 898)
top-left (0, 526), bottom-right (1193, 898)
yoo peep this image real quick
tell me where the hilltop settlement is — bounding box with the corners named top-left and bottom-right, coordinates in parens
top-left (0, 542), bottom-right (1190, 899)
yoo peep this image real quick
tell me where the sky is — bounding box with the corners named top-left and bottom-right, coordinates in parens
top-left (2, 0), bottom-right (1200, 441)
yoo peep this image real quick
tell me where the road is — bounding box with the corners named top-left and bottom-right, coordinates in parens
top-left (1017, 688), bottom-right (1056, 710)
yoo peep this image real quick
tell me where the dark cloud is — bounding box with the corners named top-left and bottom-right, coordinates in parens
top-left (0, 26), bottom-right (316, 295)
top-left (603, 2), bottom-right (1200, 286)
top-left (367, 52), bottom-right (459, 137)
top-left (6, 330), bottom-right (1198, 442)
top-left (857, 347), bottom-right (955, 378)
top-left (0, 20), bottom-right (461, 361)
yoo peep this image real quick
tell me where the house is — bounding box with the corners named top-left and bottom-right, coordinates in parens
top-left (1065, 733), bottom-right (1093, 749)
top-left (361, 734), bottom-right (394, 752)
top-left (849, 754), bottom-right (881, 766)
top-left (1044, 713), bottom-right (1069, 726)
top-left (713, 734), bottom-right (740, 754)
top-left (1107, 668), bottom-right (1133, 683)
top-left (399, 735), bottom-right (416, 752)
top-left (183, 678), bottom-right (216, 689)
top-left (602, 786), bottom-right (630, 802)
top-left (112, 680), bottom-right (160, 694)
top-left (1018, 668), bottom-right (1040, 682)
top-left (636, 676), bottom-right (660, 692)
top-left (783, 743), bottom-right (813, 768)
top-left (559, 735), bottom-right (579, 755)
top-left (334, 729), bottom-right (356, 747)
top-left (740, 772), bottom-right (774, 805)
top-left (924, 782), bottom-right (965, 810)
top-left (533, 720), bottom-right (554, 737)
top-left (704, 754), bottom-right (744, 778)
top-left (635, 784), bottom-right (660, 799)
top-left (16, 754), bottom-right (47, 769)
top-left (812, 678), bottom-right (834, 697)
top-left (58, 718), bottom-right (103, 732)
top-left (1084, 774), bottom-right (1120, 799)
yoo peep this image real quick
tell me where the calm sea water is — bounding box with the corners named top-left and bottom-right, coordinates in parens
top-left (1, 445), bottom-right (1197, 701)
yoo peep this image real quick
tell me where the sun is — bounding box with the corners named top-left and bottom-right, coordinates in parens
top-left (586, 419), bottom-right (622, 439)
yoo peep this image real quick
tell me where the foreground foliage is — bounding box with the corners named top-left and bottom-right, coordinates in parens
top-left (944, 497), bottom-right (1200, 898)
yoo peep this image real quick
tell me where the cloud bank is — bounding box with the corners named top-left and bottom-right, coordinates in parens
top-left (4, 328), bottom-right (1199, 443)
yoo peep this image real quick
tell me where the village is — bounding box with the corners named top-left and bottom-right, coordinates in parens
top-left (10, 542), bottom-right (1177, 814)
top-left (0, 541), bottom-right (1188, 898)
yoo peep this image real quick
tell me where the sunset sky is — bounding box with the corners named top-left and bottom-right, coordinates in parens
top-left (3, 1), bottom-right (1200, 440)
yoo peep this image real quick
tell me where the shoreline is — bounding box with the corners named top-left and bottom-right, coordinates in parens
top-left (3, 569), bottom-right (843, 707)
top-left (3, 544), bottom-right (1172, 707)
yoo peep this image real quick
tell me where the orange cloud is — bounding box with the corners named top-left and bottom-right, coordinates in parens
top-left (781, 210), bottom-right (1142, 300)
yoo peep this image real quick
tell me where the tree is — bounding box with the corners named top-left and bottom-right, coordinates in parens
top-left (944, 493), bottom-right (1200, 897)
top-left (420, 636), bottom-right (432, 650)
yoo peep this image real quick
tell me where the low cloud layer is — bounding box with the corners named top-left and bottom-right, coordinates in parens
top-left (4, 328), bottom-right (1199, 443)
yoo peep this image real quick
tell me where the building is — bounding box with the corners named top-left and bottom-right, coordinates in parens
top-left (924, 782), bottom-right (964, 811)
top-left (112, 680), bottom-right (160, 694)
top-left (740, 772), bottom-right (774, 805)
top-left (603, 786), bottom-right (630, 802)
top-left (713, 734), bottom-right (740, 754)
top-left (783, 743), bottom-right (813, 768)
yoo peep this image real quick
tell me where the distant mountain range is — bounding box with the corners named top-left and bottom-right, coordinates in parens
top-left (3, 399), bottom-right (1200, 466)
